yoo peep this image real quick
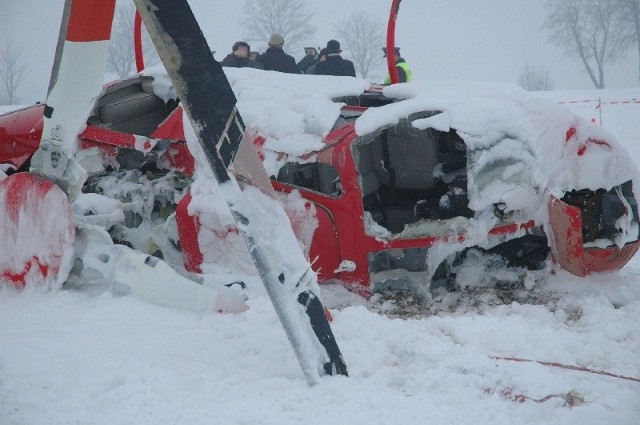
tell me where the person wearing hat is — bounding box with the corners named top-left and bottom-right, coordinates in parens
top-left (383, 47), bottom-right (413, 84)
top-left (314, 40), bottom-right (356, 77)
top-left (220, 41), bottom-right (263, 69)
top-left (305, 48), bottom-right (327, 74)
top-left (297, 47), bottom-right (319, 74)
top-left (256, 33), bottom-right (299, 74)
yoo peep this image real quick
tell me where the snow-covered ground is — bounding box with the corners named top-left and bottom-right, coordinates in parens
top-left (1, 87), bottom-right (640, 424)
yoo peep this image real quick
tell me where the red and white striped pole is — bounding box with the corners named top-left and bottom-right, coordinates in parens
top-left (42, 0), bottom-right (116, 157)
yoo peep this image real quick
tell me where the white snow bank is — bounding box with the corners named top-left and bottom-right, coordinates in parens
top-left (1, 263), bottom-right (639, 424)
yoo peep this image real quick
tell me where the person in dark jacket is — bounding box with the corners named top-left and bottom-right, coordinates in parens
top-left (382, 47), bottom-right (412, 84)
top-left (220, 41), bottom-right (263, 69)
top-left (305, 48), bottom-right (327, 74)
top-left (297, 47), bottom-right (319, 74)
top-left (314, 40), bottom-right (356, 77)
top-left (257, 34), bottom-right (299, 74)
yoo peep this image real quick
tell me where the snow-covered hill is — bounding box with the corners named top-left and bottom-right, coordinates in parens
top-left (1, 87), bottom-right (639, 424)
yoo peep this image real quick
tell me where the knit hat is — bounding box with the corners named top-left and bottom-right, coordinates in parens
top-left (268, 33), bottom-right (285, 48)
top-left (232, 41), bottom-right (250, 52)
top-left (326, 39), bottom-right (341, 54)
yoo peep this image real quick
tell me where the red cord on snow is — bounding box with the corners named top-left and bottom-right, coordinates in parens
top-left (491, 356), bottom-right (640, 384)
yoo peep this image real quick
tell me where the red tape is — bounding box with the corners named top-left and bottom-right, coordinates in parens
top-left (558, 99), bottom-right (640, 105)
top-left (491, 356), bottom-right (640, 384)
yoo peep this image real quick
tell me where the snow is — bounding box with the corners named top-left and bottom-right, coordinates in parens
top-left (2, 73), bottom-right (640, 422)
top-left (189, 72), bottom-right (639, 249)
top-left (228, 67), bottom-right (369, 176)
top-left (361, 81), bottom-right (639, 199)
top-left (1, 269), bottom-right (639, 424)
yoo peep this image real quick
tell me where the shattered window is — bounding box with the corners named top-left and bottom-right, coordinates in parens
top-left (276, 162), bottom-right (342, 197)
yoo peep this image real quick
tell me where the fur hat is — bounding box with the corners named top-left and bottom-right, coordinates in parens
top-left (268, 33), bottom-right (285, 48)
top-left (232, 41), bottom-right (250, 52)
top-left (326, 39), bottom-right (341, 54)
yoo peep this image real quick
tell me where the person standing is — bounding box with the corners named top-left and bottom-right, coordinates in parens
top-left (297, 47), bottom-right (319, 74)
top-left (257, 34), bottom-right (299, 74)
top-left (314, 40), bottom-right (355, 77)
top-left (305, 48), bottom-right (327, 74)
top-left (249, 51), bottom-right (260, 63)
top-left (383, 47), bottom-right (413, 84)
top-left (220, 41), bottom-right (263, 69)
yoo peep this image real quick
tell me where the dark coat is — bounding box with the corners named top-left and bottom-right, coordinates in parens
top-left (257, 47), bottom-right (299, 74)
top-left (314, 54), bottom-right (356, 77)
top-left (220, 53), bottom-right (263, 69)
top-left (297, 55), bottom-right (318, 74)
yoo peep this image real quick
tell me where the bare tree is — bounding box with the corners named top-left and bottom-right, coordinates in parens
top-left (335, 12), bottom-right (385, 79)
top-left (240, 0), bottom-right (316, 56)
top-left (0, 40), bottom-right (27, 104)
top-left (544, 0), bottom-right (634, 89)
top-left (518, 62), bottom-right (555, 91)
top-left (107, 0), bottom-right (160, 78)
top-left (617, 0), bottom-right (640, 84)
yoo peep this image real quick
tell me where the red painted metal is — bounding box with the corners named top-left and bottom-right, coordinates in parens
top-left (548, 194), bottom-right (587, 276)
top-left (577, 137), bottom-right (613, 156)
top-left (80, 126), bottom-right (139, 149)
top-left (66, 0), bottom-right (117, 42)
top-left (175, 192), bottom-right (203, 273)
top-left (134, 10), bottom-right (145, 72)
top-left (0, 105), bottom-right (45, 170)
top-left (548, 194), bottom-right (640, 276)
top-left (583, 241), bottom-right (640, 274)
top-left (261, 124), bottom-right (541, 290)
top-left (158, 142), bottom-right (194, 176)
top-left (308, 204), bottom-right (341, 281)
top-left (1, 82), bottom-right (638, 291)
top-left (174, 112), bottom-right (639, 291)
top-left (0, 173), bottom-right (74, 288)
top-left (565, 126), bottom-right (576, 142)
top-left (386, 0), bottom-right (401, 84)
top-left (151, 107), bottom-right (185, 139)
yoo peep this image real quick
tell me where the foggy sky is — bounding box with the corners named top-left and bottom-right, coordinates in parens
top-left (1, 0), bottom-right (638, 104)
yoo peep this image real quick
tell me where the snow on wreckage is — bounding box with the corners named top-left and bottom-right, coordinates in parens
top-left (199, 70), bottom-right (640, 294)
top-left (351, 80), bottom-right (640, 290)
top-left (0, 0), bottom-right (639, 380)
top-left (1, 69), bottom-right (639, 298)
top-left (0, 0), bottom-right (351, 385)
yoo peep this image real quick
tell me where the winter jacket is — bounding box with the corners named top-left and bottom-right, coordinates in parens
top-left (220, 54), bottom-right (263, 69)
top-left (297, 55), bottom-right (318, 74)
top-left (314, 54), bottom-right (356, 77)
top-left (383, 58), bottom-right (413, 84)
top-left (257, 47), bottom-right (299, 74)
